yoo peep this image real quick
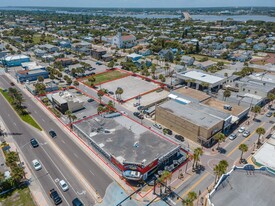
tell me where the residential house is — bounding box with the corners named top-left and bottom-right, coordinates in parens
top-left (112, 32), bottom-right (137, 49)
top-left (180, 55), bottom-right (195, 66)
top-left (138, 49), bottom-right (151, 56)
top-left (158, 49), bottom-right (174, 62)
top-left (58, 40), bottom-right (71, 48)
top-left (253, 43), bottom-right (267, 51)
top-left (72, 42), bottom-right (91, 55)
top-left (195, 60), bottom-right (216, 70)
top-left (91, 48), bottom-right (107, 60)
top-left (34, 49), bottom-right (47, 57)
top-left (39, 44), bottom-right (59, 53)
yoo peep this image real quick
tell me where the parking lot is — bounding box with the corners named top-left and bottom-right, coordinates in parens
top-left (124, 89), bottom-right (169, 112)
top-left (100, 75), bottom-right (161, 102)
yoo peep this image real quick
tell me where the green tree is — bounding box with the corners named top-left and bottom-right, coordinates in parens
top-left (214, 133), bottom-right (225, 150)
top-left (65, 110), bottom-right (77, 128)
top-left (238, 144), bottom-right (248, 162)
top-left (88, 76), bottom-right (96, 87)
top-left (35, 83), bottom-right (46, 95)
top-left (97, 89), bottom-right (105, 104)
top-left (213, 160), bottom-right (228, 183)
top-left (251, 105), bottom-right (261, 120)
top-left (223, 89), bottom-right (231, 101)
top-left (267, 93), bottom-right (275, 105)
top-left (182, 191), bottom-right (197, 206)
top-left (115, 87), bottom-right (124, 101)
top-left (37, 76), bottom-right (44, 83)
top-left (158, 170), bottom-right (172, 187)
top-left (11, 166), bottom-right (25, 183)
top-left (107, 61), bottom-right (115, 68)
top-left (256, 127), bottom-right (266, 146)
top-left (5, 152), bottom-right (19, 167)
top-left (97, 105), bottom-right (104, 114)
top-left (192, 147), bottom-right (203, 170)
top-left (73, 81), bottom-right (79, 86)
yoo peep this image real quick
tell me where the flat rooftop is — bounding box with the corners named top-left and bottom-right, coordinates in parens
top-left (172, 87), bottom-right (210, 102)
top-left (202, 98), bottom-right (247, 117)
top-left (74, 115), bottom-right (178, 165)
top-left (178, 70), bottom-right (225, 84)
top-left (210, 169), bottom-right (275, 206)
top-left (159, 100), bottom-right (223, 128)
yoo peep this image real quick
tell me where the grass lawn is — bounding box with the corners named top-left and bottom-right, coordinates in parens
top-left (33, 34), bottom-right (54, 44)
top-left (0, 89), bottom-right (42, 131)
top-left (85, 70), bottom-right (129, 85)
top-left (190, 54), bottom-right (230, 64)
top-left (0, 186), bottom-right (36, 206)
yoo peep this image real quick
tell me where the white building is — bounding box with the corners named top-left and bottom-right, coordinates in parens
top-left (112, 32), bottom-right (136, 49)
top-left (51, 91), bottom-right (84, 114)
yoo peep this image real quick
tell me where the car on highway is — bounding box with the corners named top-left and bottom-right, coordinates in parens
top-left (59, 180), bottom-right (69, 192)
top-left (175, 135), bottom-right (184, 142)
top-left (72, 198), bottom-right (84, 206)
top-left (32, 159), bottom-right (42, 171)
top-left (266, 112), bottom-right (273, 117)
top-left (49, 189), bottom-right (62, 205)
top-left (238, 127), bottom-right (245, 133)
top-left (242, 130), bottom-right (251, 137)
top-left (30, 138), bottom-right (39, 148)
top-left (229, 133), bottom-right (237, 140)
top-left (49, 130), bottom-right (57, 138)
top-left (153, 123), bottom-right (162, 130)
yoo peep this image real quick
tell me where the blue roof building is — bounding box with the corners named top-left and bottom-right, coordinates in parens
top-left (16, 68), bottom-right (49, 83)
top-left (2, 55), bottom-right (30, 67)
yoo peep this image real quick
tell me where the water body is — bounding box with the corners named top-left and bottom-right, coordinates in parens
top-left (110, 14), bottom-right (275, 22)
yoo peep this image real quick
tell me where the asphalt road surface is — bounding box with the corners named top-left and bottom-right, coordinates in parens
top-left (0, 75), bottom-right (113, 199)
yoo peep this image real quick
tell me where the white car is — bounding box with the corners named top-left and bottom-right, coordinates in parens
top-left (229, 133), bottom-right (237, 140)
top-left (153, 123), bottom-right (162, 130)
top-left (59, 180), bottom-right (69, 192)
top-left (243, 130), bottom-right (251, 137)
top-left (32, 159), bottom-right (42, 171)
top-left (238, 127), bottom-right (245, 133)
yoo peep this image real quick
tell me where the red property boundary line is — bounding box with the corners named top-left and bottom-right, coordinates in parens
top-left (123, 86), bottom-right (163, 103)
top-left (38, 84), bottom-right (191, 199)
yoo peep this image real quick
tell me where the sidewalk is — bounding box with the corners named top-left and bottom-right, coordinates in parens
top-left (0, 117), bottom-right (50, 206)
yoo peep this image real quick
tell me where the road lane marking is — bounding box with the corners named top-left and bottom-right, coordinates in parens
top-left (41, 118), bottom-right (45, 122)
top-left (226, 122), bottom-right (266, 157)
top-left (89, 170), bottom-right (95, 176)
top-left (176, 173), bottom-right (209, 203)
top-left (73, 153), bottom-right (78, 158)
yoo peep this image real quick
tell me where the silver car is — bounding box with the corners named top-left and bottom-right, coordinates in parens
top-left (243, 131), bottom-right (250, 137)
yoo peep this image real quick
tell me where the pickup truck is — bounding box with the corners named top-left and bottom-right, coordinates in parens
top-left (49, 189), bottom-right (62, 205)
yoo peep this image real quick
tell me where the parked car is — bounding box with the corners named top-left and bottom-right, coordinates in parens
top-left (108, 91), bottom-right (114, 95)
top-left (49, 189), bottom-right (62, 205)
top-left (59, 180), bottom-right (69, 192)
top-left (137, 106), bottom-right (144, 111)
top-left (30, 138), bottom-right (39, 148)
top-left (238, 127), bottom-right (245, 133)
top-left (49, 130), bottom-right (57, 138)
top-left (87, 98), bottom-right (94, 102)
top-left (163, 128), bottom-right (172, 135)
top-left (120, 111), bottom-right (128, 116)
top-left (153, 123), bottom-right (162, 130)
top-left (175, 135), bottom-right (184, 142)
top-left (72, 198), bottom-right (84, 206)
top-left (10, 82), bottom-right (15, 86)
top-left (133, 112), bottom-right (140, 117)
top-left (96, 61), bottom-right (102, 65)
top-left (243, 130), bottom-right (251, 137)
top-left (32, 159), bottom-right (42, 171)
top-left (266, 112), bottom-right (272, 117)
top-left (133, 102), bottom-right (140, 107)
top-left (229, 133), bottom-right (237, 140)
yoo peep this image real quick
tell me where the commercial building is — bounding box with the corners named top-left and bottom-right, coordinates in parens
top-left (208, 164), bottom-right (275, 206)
top-left (16, 68), bottom-right (49, 83)
top-left (2, 55), bottom-right (30, 67)
top-left (26, 80), bottom-right (59, 95)
top-left (112, 32), bottom-right (137, 49)
top-left (73, 115), bottom-right (187, 181)
top-left (51, 91), bottom-right (84, 114)
top-left (156, 87), bottom-right (249, 146)
top-left (177, 70), bottom-right (226, 92)
top-left (91, 48), bottom-right (107, 60)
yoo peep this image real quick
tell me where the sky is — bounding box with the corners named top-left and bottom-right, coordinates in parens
top-left (1, 0), bottom-right (275, 8)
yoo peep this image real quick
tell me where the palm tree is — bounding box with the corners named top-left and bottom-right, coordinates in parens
top-left (251, 105), bottom-right (261, 120)
top-left (65, 110), bottom-right (77, 128)
top-left (267, 93), bottom-right (275, 106)
top-left (115, 87), bottom-right (124, 101)
top-left (238, 144), bottom-right (248, 162)
top-left (182, 191), bottom-right (197, 206)
top-left (214, 133), bottom-right (225, 150)
top-left (97, 89), bottom-right (105, 104)
top-left (192, 147), bottom-right (203, 170)
top-left (87, 76), bottom-right (96, 87)
top-left (5, 151), bottom-right (19, 167)
top-left (37, 76), bottom-right (44, 83)
top-left (256, 127), bottom-right (266, 146)
top-left (159, 170), bottom-right (172, 186)
top-left (213, 160), bottom-right (228, 183)
top-left (97, 105), bottom-right (105, 114)
top-left (223, 89), bottom-right (231, 101)
top-left (11, 166), bottom-right (25, 183)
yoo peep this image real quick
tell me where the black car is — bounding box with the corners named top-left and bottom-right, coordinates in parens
top-left (137, 106), bottom-right (144, 111)
top-left (87, 98), bottom-right (94, 102)
top-left (133, 112), bottom-right (140, 117)
top-left (175, 135), bottom-right (184, 142)
top-left (108, 91), bottom-right (114, 95)
top-left (49, 130), bottom-right (57, 138)
top-left (30, 138), bottom-right (39, 148)
top-left (72, 198), bottom-right (84, 206)
top-left (49, 189), bottom-right (62, 205)
top-left (266, 112), bottom-right (272, 117)
top-left (163, 128), bottom-right (172, 135)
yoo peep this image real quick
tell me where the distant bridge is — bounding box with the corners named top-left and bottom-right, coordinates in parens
top-left (182, 12), bottom-right (192, 21)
